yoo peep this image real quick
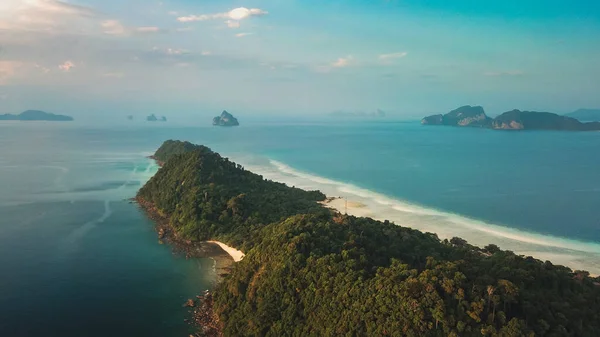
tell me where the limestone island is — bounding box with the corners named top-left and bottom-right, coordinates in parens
top-left (212, 110), bottom-right (239, 127)
top-left (422, 105), bottom-right (600, 131)
top-left (147, 114), bottom-right (167, 122)
top-left (136, 139), bottom-right (600, 336)
top-left (0, 110), bottom-right (73, 121)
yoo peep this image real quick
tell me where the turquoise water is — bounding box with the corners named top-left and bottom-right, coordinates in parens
top-left (0, 123), bottom-right (215, 337)
top-left (1, 120), bottom-right (600, 335)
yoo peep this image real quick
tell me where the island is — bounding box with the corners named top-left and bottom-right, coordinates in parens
top-left (566, 108), bottom-right (600, 122)
top-left (136, 139), bottom-right (600, 336)
top-left (147, 114), bottom-right (167, 122)
top-left (0, 110), bottom-right (73, 121)
top-left (212, 110), bottom-right (239, 126)
top-left (422, 106), bottom-right (600, 131)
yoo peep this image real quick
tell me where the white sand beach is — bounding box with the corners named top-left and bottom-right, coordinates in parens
top-left (207, 241), bottom-right (245, 262)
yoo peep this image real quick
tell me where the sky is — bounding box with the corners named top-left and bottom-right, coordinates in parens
top-left (0, 0), bottom-right (599, 119)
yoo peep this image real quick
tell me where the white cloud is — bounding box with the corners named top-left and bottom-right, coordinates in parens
top-left (201, 51), bottom-right (212, 56)
top-left (379, 52), bottom-right (408, 61)
top-left (101, 20), bottom-right (126, 35)
top-left (177, 7), bottom-right (267, 28)
top-left (34, 63), bottom-right (51, 73)
top-left (0, 0), bottom-right (95, 32)
top-left (484, 70), bottom-right (524, 77)
top-left (102, 20), bottom-right (164, 36)
top-left (166, 48), bottom-right (187, 55)
top-left (135, 26), bottom-right (161, 33)
top-left (331, 55), bottom-right (354, 68)
top-left (58, 60), bottom-right (75, 72)
top-left (235, 32), bottom-right (253, 38)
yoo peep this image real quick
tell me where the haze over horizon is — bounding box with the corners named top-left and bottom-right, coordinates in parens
top-left (1, 0), bottom-right (599, 119)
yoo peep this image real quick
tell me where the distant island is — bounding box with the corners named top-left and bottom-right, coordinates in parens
top-left (0, 110), bottom-right (73, 121)
top-left (127, 115), bottom-right (134, 121)
top-left (136, 139), bottom-right (600, 336)
top-left (329, 109), bottom-right (386, 118)
top-left (147, 114), bottom-right (167, 122)
top-left (566, 108), bottom-right (600, 122)
top-left (212, 110), bottom-right (239, 126)
top-left (422, 105), bottom-right (600, 131)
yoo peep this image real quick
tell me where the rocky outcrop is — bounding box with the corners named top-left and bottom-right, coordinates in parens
top-left (421, 106), bottom-right (491, 127)
top-left (213, 110), bottom-right (239, 127)
top-left (421, 114), bottom-right (443, 125)
top-left (147, 114), bottom-right (167, 122)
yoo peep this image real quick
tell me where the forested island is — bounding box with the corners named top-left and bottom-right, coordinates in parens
top-left (137, 140), bottom-right (600, 336)
top-left (0, 110), bottom-right (73, 121)
top-left (422, 106), bottom-right (600, 131)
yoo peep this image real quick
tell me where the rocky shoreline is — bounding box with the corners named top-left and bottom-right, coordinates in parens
top-left (135, 197), bottom-right (229, 336)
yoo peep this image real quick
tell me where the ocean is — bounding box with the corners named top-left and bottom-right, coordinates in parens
top-left (1, 120), bottom-right (600, 336)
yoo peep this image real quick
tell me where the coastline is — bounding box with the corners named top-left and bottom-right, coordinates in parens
top-left (135, 197), bottom-right (240, 280)
top-left (243, 158), bottom-right (600, 275)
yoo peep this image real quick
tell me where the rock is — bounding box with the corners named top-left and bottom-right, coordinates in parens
top-left (421, 114), bottom-right (443, 125)
top-left (184, 299), bottom-right (195, 307)
top-left (213, 110), bottom-right (239, 127)
top-left (147, 114), bottom-right (167, 122)
top-left (421, 106), bottom-right (491, 127)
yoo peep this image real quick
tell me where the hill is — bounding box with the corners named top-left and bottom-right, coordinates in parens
top-left (138, 140), bottom-right (600, 336)
top-left (0, 110), bottom-right (73, 121)
top-left (566, 109), bottom-right (600, 122)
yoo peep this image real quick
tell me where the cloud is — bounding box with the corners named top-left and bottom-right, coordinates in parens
top-left (58, 60), bottom-right (75, 72)
top-left (378, 52), bottom-right (408, 64)
top-left (0, 0), bottom-right (96, 32)
top-left (102, 20), bottom-right (164, 36)
top-left (34, 63), bottom-right (51, 73)
top-left (331, 56), bottom-right (354, 68)
top-left (201, 51), bottom-right (212, 56)
top-left (177, 7), bottom-right (268, 28)
top-left (101, 20), bottom-right (127, 35)
top-left (135, 26), bottom-right (161, 33)
top-left (166, 48), bottom-right (187, 55)
top-left (168, 11), bottom-right (178, 16)
top-left (483, 70), bottom-right (524, 77)
top-left (235, 32), bottom-right (253, 38)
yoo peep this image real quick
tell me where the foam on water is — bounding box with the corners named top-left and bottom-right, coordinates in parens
top-left (232, 154), bottom-right (600, 274)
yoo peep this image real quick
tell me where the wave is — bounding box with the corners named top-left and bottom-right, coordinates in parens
top-left (232, 155), bottom-right (600, 274)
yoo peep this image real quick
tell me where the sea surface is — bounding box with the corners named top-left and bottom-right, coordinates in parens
top-left (1, 120), bottom-right (600, 335)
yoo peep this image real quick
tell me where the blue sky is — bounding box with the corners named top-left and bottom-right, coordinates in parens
top-left (0, 0), bottom-right (599, 119)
